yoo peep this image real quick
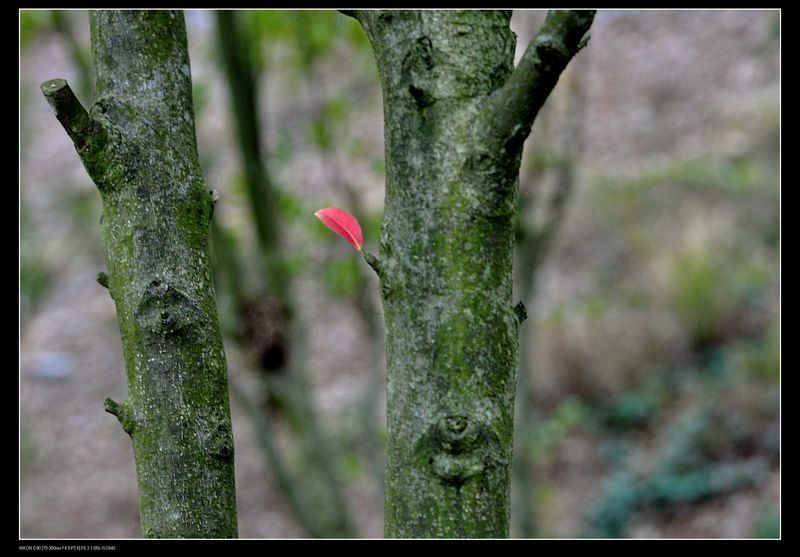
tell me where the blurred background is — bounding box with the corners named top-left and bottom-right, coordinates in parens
top-left (19, 10), bottom-right (779, 538)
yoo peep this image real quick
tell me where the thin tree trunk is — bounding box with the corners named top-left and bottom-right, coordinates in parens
top-left (214, 11), bottom-right (285, 296)
top-left (347, 9), bottom-right (594, 537)
top-left (41, 10), bottom-right (237, 538)
top-left (213, 11), bottom-right (356, 537)
top-left (512, 49), bottom-right (590, 538)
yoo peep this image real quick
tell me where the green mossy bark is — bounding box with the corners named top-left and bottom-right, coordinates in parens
top-left (350, 10), bottom-right (594, 537)
top-left (42, 10), bottom-right (237, 538)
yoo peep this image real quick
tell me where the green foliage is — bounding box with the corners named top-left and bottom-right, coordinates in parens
top-left (658, 409), bottom-right (714, 472)
top-left (322, 93), bottom-right (352, 124)
top-left (273, 184), bottom-right (306, 221)
top-left (20, 253), bottom-right (52, 316)
top-left (753, 505), bottom-right (780, 538)
top-left (67, 190), bottom-right (97, 222)
top-left (340, 453), bottom-right (362, 479)
top-left (586, 467), bottom-right (641, 538)
top-left (309, 117), bottom-right (332, 152)
top-left (284, 251), bottom-right (310, 279)
top-left (322, 256), bottom-right (362, 298)
top-left (670, 250), bottom-right (723, 347)
top-left (20, 10), bottom-right (51, 51)
top-left (669, 245), bottom-right (772, 348)
top-left (588, 417), bottom-right (759, 536)
top-left (526, 398), bottom-right (586, 464)
top-left (20, 208), bottom-right (52, 317)
top-left (739, 321), bottom-right (780, 380)
top-left (228, 172), bottom-right (248, 198)
top-left (20, 425), bottom-right (39, 472)
top-left (604, 392), bottom-right (658, 431)
top-left (343, 137), bottom-right (370, 159)
top-left (582, 294), bottom-right (612, 320)
top-left (360, 211), bottom-right (383, 245)
top-left (587, 360), bottom-right (775, 537)
top-left (192, 81), bottom-right (210, 115)
top-left (526, 149), bottom-right (572, 174)
top-left (309, 95), bottom-right (353, 152)
top-left (370, 157), bottom-right (386, 179)
top-left (518, 104), bottom-right (780, 535)
top-left (592, 155), bottom-right (774, 201)
top-left (248, 10), bottom-right (370, 71)
top-left (650, 463), bottom-right (765, 507)
top-left (274, 127), bottom-right (296, 167)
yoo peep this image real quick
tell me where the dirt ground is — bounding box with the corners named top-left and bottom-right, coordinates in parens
top-left (20, 10), bottom-right (779, 538)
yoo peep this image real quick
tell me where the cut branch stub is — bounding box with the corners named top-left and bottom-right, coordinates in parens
top-left (104, 397), bottom-right (137, 435)
top-left (514, 301), bottom-right (528, 324)
top-left (41, 79), bottom-right (106, 154)
top-left (41, 78), bottom-right (109, 188)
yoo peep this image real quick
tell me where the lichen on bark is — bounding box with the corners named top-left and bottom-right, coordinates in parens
top-left (42, 10), bottom-right (237, 538)
top-left (349, 9), bottom-right (594, 537)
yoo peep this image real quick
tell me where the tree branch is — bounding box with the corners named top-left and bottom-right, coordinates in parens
top-left (41, 78), bottom-right (109, 187)
top-left (104, 397), bottom-right (136, 435)
top-left (514, 301), bottom-right (528, 325)
top-left (103, 396), bottom-right (121, 417)
top-left (479, 10), bottom-right (595, 152)
top-left (362, 250), bottom-right (383, 280)
top-left (41, 79), bottom-right (96, 150)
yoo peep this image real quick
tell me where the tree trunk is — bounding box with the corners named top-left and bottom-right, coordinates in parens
top-left (348, 9), bottom-right (594, 537)
top-left (41, 10), bottom-right (238, 538)
top-left (214, 11), bottom-right (285, 296)
top-left (512, 48), bottom-right (590, 537)
top-left (213, 11), bottom-right (357, 537)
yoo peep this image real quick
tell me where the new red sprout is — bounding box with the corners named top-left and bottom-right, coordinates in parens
top-left (314, 207), bottom-right (364, 251)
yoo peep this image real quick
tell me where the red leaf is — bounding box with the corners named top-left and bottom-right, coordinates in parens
top-left (314, 207), bottom-right (364, 251)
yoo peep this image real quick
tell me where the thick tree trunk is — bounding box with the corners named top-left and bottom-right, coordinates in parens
top-left (42, 10), bottom-right (238, 538)
top-left (350, 10), bottom-right (594, 537)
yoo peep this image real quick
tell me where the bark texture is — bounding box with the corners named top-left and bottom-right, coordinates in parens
top-left (42, 10), bottom-right (237, 538)
top-left (350, 10), bottom-right (594, 537)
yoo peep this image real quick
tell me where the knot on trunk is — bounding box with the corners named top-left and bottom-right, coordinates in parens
top-left (435, 414), bottom-right (480, 454)
top-left (136, 279), bottom-right (202, 338)
top-left (429, 415), bottom-right (488, 486)
top-left (403, 36), bottom-right (436, 108)
top-left (206, 418), bottom-right (235, 461)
